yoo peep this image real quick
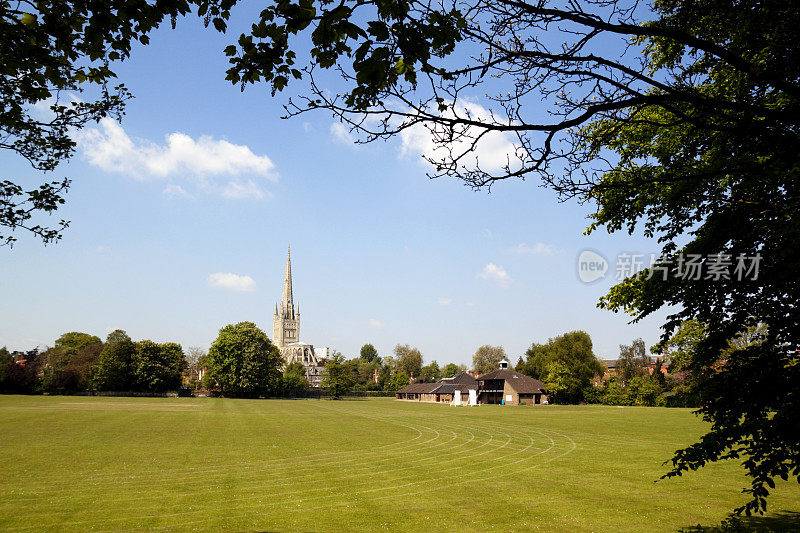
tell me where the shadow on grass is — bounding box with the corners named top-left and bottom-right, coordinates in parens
top-left (680, 511), bottom-right (800, 532)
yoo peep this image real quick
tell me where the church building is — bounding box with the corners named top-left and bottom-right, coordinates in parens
top-left (273, 247), bottom-right (326, 386)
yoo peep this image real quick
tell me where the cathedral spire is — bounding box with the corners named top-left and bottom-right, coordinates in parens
top-left (282, 245), bottom-right (293, 307)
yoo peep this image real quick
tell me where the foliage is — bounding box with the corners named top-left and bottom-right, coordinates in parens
top-left (353, 359), bottom-right (380, 390)
top-left (418, 360), bottom-right (440, 383)
top-left (394, 344), bottom-right (422, 378)
top-left (132, 340), bottom-right (185, 393)
top-left (184, 346), bottom-right (206, 389)
top-left (38, 332), bottom-right (103, 392)
top-left (283, 361), bottom-right (309, 397)
top-left (54, 332), bottom-right (101, 360)
top-left (0, 348), bottom-right (42, 393)
top-left (93, 330), bottom-right (135, 391)
top-left (617, 338), bottom-right (650, 384)
top-left (359, 343), bottom-right (379, 363)
top-left (543, 362), bottom-right (572, 404)
top-left (472, 345), bottom-right (506, 375)
top-left (206, 322), bottom-right (282, 398)
top-left (441, 362), bottom-right (462, 379)
top-left (320, 352), bottom-right (355, 399)
top-left (53, 341), bottom-right (103, 392)
top-left (519, 332), bottom-right (604, 403)
top-left (388, 371), bottom-right (409, 392)
top-left (658, 320), bottom-right (708, 373)
top-left (0, 347), bottom-right (10, 386)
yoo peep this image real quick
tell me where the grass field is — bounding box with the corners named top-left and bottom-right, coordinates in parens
top-left (0, 396), bottom-right (798, 532)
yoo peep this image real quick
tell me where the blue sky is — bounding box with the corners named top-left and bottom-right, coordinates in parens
top-left (0, 10), bottom-right (670, 365)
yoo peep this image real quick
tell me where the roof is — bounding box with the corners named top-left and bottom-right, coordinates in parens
top-left (435, 382), bottom-right (479, 394)
top-left (396, 382), bottom-right (441, 394)
top-left (450, 372), bottom-right (479, 385)
top-left (477, 369), bottom-right (546, 394)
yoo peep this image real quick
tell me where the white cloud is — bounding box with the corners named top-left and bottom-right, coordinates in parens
top-left (437, 297), bottom-right (453, 306)
top-left (369, 318), bottom-right (384, 328)
top-left (77, 119), bottom-right (276, 198)
top-left (330, 122), bottom-right (356, 145)
top-left (398, 101), bottom-right (520, 173)
top-left (162, 184), bottom-right (193, 198)
top-left (477, 263), bottom-right (513, 288)
top-left (466, 301), bottom-right (475, 307)
top-left (512, 242), bottom-right (559, 255)
top-left (222, 180), bottom-right (266, 200)
top-left (207, 272), bottom-right (256, 293)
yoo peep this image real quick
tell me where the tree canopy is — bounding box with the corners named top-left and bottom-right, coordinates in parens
top-left (320, 352), bottom-right (355, 399)
top-left (93, 329), bottom-right (135, 391)
top-left (472, 345), bottom-right (506, 374)
top-left (394, 344), bottom-right (422, 378)
top-left (359, 343), bottom-right (379, 363)
top-left (519, 331), bottom-right (603, 403)
top-left (206, 321), bottom-right (282, 398)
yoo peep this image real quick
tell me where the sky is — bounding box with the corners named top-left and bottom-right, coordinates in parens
top-left (0, 8), bottom-right (671, 366)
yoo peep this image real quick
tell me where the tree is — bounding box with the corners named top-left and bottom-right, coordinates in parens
top-left (419, 360), bottom-right (440, 382)
top-left (394, 344), bottom-right (422, 378)
top-left (472, 345), bottom-right (506, 375)
top-left (54, 332), bottom-right (101, 359)
top-left (184, 346), bottom-right (206, 388)
top-left (283, 361), bottom-right (309, 397)
top-left (41, 332), bottom-right (102, 392)
top-left (93, 329), bottom-right (135, 391)
top-left (659, 320), bottom-right (708, 374)
top-left (355, 359), bottom-right (380, 390)
top-left (0, 347), bottom-right (12, 389)
top-left (320, 352), bottom-right (355, 399)
top-left (359, 343), bottom-right (379, 363)
top-left (388, 371), bottom-right (409, 392)
top-left (206, 322), bottom-right (282, 398)
top-left (0, 0), bottom-right (208, 246)
top-left (543, 362), bottom-right (572, 404)
top-left (617, 338), bottom-right (649, 385)
top-left (441, 363), bottom-right (462, 379)
top-left (519, 332), bottom-right (604, 403)
top-left (55, 340), bottom-right (103, 392)
top-left (220, 0), bottom-right (800, 512)
top-left (5, 348), bottom-right (44, 393)
top-left (132, 340), bottom-right (185, 392)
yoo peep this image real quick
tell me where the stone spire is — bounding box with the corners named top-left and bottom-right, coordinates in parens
top-left (274, 245), bottom-right (300, 349)
top-left (282, 245), bottom-right (293, 311)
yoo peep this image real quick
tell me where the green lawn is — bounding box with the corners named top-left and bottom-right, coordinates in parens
top-left (0, 396), bottom-right (797, 532)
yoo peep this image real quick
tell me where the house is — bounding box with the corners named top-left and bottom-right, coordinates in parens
top-left (395, 373), bottom-right (480, 403)
top-left (396, 365), bottom-right (548, 406)
top-left (475, 365), bottom-right (548, 406)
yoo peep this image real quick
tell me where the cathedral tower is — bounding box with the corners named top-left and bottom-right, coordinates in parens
top-left (273, 246), bottom-right (299, 348)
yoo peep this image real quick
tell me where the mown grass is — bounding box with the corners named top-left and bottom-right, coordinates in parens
top-left (0, 395), bottom-right (797, 532)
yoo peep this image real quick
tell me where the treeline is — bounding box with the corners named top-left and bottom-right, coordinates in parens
top-left (507, 323), bottom-right (759, 408)
top-left (0, 330), bottom-right (185, 394)
top-left (1, 322), bottom-right (303, 397)
top-left (509, 331), bottom-right (694, 407)
top-left (319, 343), bottom-right (468, 398)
